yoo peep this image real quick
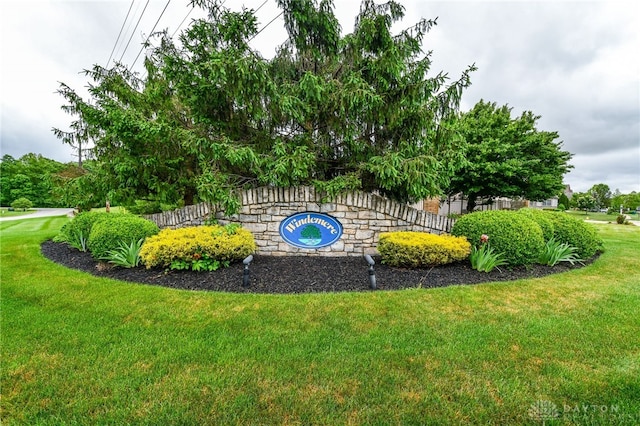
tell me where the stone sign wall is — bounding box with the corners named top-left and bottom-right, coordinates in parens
top-left (144, 186), bottom-right (456, 257)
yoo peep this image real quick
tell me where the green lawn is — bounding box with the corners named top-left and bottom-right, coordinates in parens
top-left (2, 216), bottom-right (639, 425)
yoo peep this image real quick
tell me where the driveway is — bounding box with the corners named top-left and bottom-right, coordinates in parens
top-left (0, 208), bottom-right (74, 222)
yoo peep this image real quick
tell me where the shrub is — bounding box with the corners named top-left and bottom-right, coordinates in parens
top-left (451, 210), bottom-right (545, 266)
top-left (544, 212), bottom-right (603, 258)
top-left (11, 197), bottom-right (33, 211)
top-left (87, 215), bottom-right (159, 259)
top-left (140, 224), bottom-right (256, 270)
top-left (55, 211), bottom-right (112, 248)
top-left (517, 208), bottom-right (555, 241)
top-left (378, 232), bottom-right (471, 268)
top-left (616, 214), bottom-right (629, 225)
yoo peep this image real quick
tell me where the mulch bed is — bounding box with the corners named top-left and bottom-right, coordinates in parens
top-left (41, 240), bottom-right (592, 294)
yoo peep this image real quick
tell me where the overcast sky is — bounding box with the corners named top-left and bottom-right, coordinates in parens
top-left (1, 0), bottom-right (639, 194)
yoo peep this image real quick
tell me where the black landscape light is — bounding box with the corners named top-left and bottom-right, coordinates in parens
top-left (364, 254), bottom-right (376, 290)
top-left (242, 254), bottom-right (254, 288)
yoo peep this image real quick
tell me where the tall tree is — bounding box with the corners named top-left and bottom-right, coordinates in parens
top-left (54, 0), bottom-right (474, 212)
top-left (445, 100), bottom-right (573, 212)
top-left (587, 183), bottom-right (611, 210)
top-left (575, 193), bottom-right (596, 213)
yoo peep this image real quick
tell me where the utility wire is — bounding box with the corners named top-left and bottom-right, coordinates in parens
top-left (254, 0), bottom-right (269, 13)
top-left (118, 0), bottom-right (151, 63)
top-left (249, 10), bottom-right (284, 42)
top-left (171, 5), bottom-right (195, 38)
top-left (130, 0), bottom-right (172, 69)
top-left (105, 0), bottom-right (135, 68)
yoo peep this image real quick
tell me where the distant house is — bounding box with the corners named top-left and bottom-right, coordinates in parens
top-left (415, 185), bottom-right (573, 215)
top-left (414, 194), bottom-right (518, 216)
top-left (527, 185), bottom-right (573, 210)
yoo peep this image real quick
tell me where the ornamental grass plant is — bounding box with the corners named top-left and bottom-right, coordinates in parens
top-left (468, 235), bottom-right (508, 272)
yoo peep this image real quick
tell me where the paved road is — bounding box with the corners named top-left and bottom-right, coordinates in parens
top-left (0, 208), bottom-right (74, 222)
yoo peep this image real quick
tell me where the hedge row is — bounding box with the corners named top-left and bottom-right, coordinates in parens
top-left (451, 209), bottom-right (603, 265)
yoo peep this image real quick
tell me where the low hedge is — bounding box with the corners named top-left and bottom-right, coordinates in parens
top-left (378, 232), bottom-right (471, 268)
top-left (451, 210), bottom-right (545, 266)
top-left (517, 208), bottom-right (555, 241)
top-left (544, 212), bottom-right (603, 258)
top-left (139, 224), bottom-right (256, 270)
top-left (87, 215), bottom-right (159, 259)
top-left (56, 211), bottom-right (112, 244)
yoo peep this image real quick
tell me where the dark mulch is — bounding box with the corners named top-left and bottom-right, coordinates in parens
top-left (41, 240), bottom-right (592, 294)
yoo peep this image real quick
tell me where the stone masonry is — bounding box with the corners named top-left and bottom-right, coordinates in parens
top-left (144, 186), bottom-right (456, 257)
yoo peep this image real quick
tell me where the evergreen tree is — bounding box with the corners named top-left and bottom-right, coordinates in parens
top-left (54, 0), bottom-right (474, 212)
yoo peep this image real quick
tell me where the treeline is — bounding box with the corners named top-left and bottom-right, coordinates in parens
top-left (0, 153), bottom-right (71, 207)
top-left (571, 183), bottom-right (640, 213)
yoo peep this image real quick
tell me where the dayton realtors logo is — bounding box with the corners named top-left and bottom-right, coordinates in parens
top-left (279, 212), bottom-right (343, 249)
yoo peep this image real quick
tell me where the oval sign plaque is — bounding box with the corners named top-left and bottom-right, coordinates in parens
top-left (279, 212), bottom-right (343, 249)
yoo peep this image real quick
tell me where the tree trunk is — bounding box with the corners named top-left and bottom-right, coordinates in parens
top-left (466, 194), bottom-right (477, 213)
top-left (183, 187), bottom-right (196, 206)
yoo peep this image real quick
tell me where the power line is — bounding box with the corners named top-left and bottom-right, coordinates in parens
top-left (249, 10), bottom-right (284, 42)
top-left (105, 0), bottom-right (136, 68)
top-left (114, 0), bottom-right (145, 63)
top-left (130, 0), bottom-right (172, 69)
top-left (171, 5), bottom-right (195, 39)
top-left (254, 0), bottom-right (269, 13)
top-left (118, 0), bottom-right (151, 63)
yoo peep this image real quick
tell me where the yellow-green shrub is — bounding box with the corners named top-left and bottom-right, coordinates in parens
top-left (140, 224), bottom-right (256, 269)
top-left (378, 231), bottom-right (471, 267)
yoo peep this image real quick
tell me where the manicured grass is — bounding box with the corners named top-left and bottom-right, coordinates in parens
top-left (2, 217), bottom-right (639, 424)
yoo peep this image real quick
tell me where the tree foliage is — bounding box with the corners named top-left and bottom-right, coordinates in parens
top-left (445, 100), bottom-right (573, 212)
top-left (574, 193), bottom-right (596, 213)
top-left (558, 192), bottom-right (570, 211)
top-left (587, 183), bottom-right (611, 210)
top-left (611, 190), bottom-right (640, 211)
top-left (54, 0), bottom-right (475, 213)
top-left (11, 197), bottom-right (33, 211)
top-left (0, 154), bottom-right (66, 207)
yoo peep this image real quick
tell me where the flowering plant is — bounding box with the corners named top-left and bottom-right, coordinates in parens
top-left (469, 234), bottom-right (507, 273)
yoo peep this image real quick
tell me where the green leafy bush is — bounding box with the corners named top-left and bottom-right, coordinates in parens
top-left (87, 215), bottom-right (159, 259)
top-left (55, 211), bottom-right (112, 247)
top-left (517, 208), bottom-right (555, 241)
top-left (11, 197), bottom-right (33, 210)
top-left (616, 214), bottom-right (629, 225)
top-left (451, 210), bottom-right (545, 266)
top-left (378, 232), bottom-right (471, 268)
top-left (140, 224), bottom-right (256, 270)
top-left (544, 212), bottom-right (603, 258)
